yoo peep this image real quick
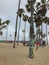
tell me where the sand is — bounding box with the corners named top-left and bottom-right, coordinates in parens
top-left (0, 43), bottom-right (49, 65)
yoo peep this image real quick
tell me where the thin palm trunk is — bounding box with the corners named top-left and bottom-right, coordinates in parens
top-left (46, 23), bottom-right (48, 45)
top-left (5, 25), bottom-right (8, 43)
top-left (41, 23), bottom-right (43, 40)
top-left (39, 26), bottom-right (40, 40)
top-left (23, 22), bottom-right (26, 46)
top-left (17, 17), bottom-right (21, 45)
top-left (13, 0), bottom-right (21, 48)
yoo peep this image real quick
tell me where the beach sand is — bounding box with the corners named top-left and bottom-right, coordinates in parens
top-left (0, 43), bottom-right (49, 65)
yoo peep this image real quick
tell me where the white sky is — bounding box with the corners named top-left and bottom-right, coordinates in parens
top-left (0, 0), bottom-right (49, 42)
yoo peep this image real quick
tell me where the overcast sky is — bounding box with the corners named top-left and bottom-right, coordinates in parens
top-left (0, 0), bottom-right (49, 42)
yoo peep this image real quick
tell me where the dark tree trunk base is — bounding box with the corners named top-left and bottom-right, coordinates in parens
top-left (13, 44), bottom-right (15, 48)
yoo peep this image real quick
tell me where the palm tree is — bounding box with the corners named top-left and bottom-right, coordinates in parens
top-left (43, 17), bottom-right (49, 45)
top-left (0, 19), bottom-right (6, 30)
top-left (26, 0), bottom-right (36, 38)
top-left (25, 0), bottom-right (36, 58)
top-left (5, 20), bottom-right (10, 43)
top-left (13, 0), bottom-right (21, 48)
top-left (22, 14), bottom-right (28, 45)
top-left (46, 23), bottom-right (48, 44)
top-left (10, 34), bottom-right (12, 42)
top-left (0, 19), bottom-right (9, 36)
top-left (17, 8), bottom-right (24, 45)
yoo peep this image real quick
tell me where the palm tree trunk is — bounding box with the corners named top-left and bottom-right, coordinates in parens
top-left (41, 23), bottom-right (43, 40)
top-left (17, 17), bottom-right (21, 45)
top-left (13, 0), bottom-right (21, 48)
top-left (46, 23), bottom-right (48, 45)
top-left (29, 0), bottom-right (34, 58)
top-left (30, 0), bottom-right (34, 38)
top-left (38, 26), bottom-right (40, 40)
top-left (23, 22), bottom-right (26, 46)
top-left (5, 25), bottom-right (8, 43)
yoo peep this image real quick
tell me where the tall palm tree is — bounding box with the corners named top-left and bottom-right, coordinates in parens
top-left (41, 23), bottom-right (43, 40)
top-left (10, 34), bottom-right (12, 42)
top-left (13, 0), bottom-right (21, 48)
top-left (26, 0), bottom-right (36, 37)
top-left (25, 0), bottom-right (36, 58)
top-left (44, 17), bottom-right (49, 45)
top-left (5, 20), bottom-right (10, 42)
top-left (46, 23), bottom-right (48, 44)
top-left (22, 14), bottom-right (28, 45)
top-left (17, 8), bottom-right (24, 45)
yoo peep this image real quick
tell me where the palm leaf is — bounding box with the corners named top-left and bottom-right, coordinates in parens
top-left (23, 14), bottom-right (28, 21)
top-left (0, 25), bottom-right (6, 30)
top-left (17, 8), bottom-right (24, 17)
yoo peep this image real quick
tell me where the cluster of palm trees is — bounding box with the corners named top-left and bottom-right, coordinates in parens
top-left (13, 0), bottom-right (49, 48)
top-left (0, 0), bottom-right (49, 48)
top-left (0, 19), bottom-right (10, 41)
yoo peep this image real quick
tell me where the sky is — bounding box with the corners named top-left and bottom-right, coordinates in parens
top-left (0, 0), bottom-right (49, 42)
